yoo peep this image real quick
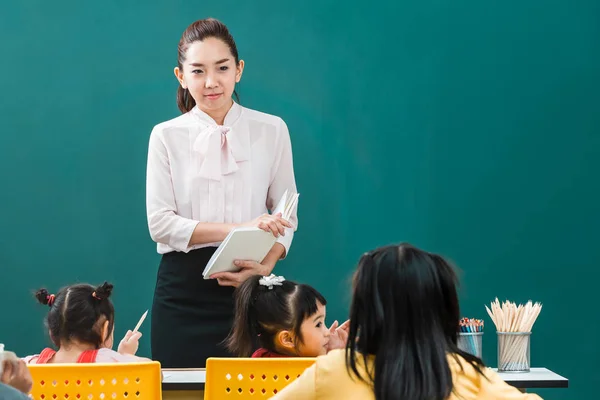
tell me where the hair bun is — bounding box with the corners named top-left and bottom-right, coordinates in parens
top-left (35, 288), bottom-right (50, 305)
top-left (93, 282), bottom-right (114, 300)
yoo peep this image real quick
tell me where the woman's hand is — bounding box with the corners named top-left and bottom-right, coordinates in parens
top-left (118, 330), bottom-right (142, 355)
top-left (326, 320), bottom-right (350, 352)
top-left (210, 243), bottom-right (286, 288)
top-left (210, 260), bottom-right (273, 288)
top-left (242, 212), bottom-right (292, 237)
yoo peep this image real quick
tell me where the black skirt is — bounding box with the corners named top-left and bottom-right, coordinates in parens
top-left (151, 247), bottom-right (236, 367)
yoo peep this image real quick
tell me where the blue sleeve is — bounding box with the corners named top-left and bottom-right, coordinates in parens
top-left (0, 383), bottom-right (30, 399)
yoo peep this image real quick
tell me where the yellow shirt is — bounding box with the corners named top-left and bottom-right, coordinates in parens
top-left (273, 350), bottom-right (543, 399)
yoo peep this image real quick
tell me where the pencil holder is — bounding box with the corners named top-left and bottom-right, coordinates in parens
top-left (497, 332), bottom-right (530, 372)
top-left (457, 332), bottom-right (483, 358)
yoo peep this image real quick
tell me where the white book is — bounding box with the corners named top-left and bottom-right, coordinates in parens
top-left (202, 190), bottom-right (299, 279)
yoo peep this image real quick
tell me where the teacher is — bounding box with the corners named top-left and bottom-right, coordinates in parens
top-left (145, 18), bottom-right (298, 368)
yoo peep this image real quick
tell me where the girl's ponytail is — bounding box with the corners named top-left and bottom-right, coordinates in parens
top-left (224, 275), bottom-right (263, 356)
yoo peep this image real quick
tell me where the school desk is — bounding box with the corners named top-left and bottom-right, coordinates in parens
top-left (161, 367), bottom-right (568, 399)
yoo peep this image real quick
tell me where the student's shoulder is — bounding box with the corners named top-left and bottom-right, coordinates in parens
top-left (314, 349), bottom-right (348, 372)
top-left (96, 348), bottom-right (149, 363)
top-left (21, 355), bottom-right (39, 364)
top-left (314, 350), bottom-right (375, 382)
top-left (311, 350), bottom-right (374, 398)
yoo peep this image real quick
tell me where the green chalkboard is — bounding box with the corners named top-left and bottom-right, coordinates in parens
top-left (1, 1), bottom-right (598, 398)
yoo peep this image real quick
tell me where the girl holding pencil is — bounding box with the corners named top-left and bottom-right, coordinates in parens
top-left (23, 282), bottom-right (150, 364)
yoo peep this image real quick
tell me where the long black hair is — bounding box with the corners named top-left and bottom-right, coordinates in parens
top-left (346, 243), bottom-right (486, 400)
top-left (225, 275), bottom-right (326, 356)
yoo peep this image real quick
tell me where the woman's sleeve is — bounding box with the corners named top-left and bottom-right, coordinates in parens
top-left (266, 118), bottom-right (298, 257)
top-left (146, 127), bottom-right (199, 252)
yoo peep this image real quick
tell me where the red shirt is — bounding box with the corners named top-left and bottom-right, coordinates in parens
top-left (35, 347), bottom-right (98, 363)
top-left (251, 348), bottom-right (288, 358)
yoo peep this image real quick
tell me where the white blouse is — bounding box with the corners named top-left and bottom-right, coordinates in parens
top-left (146, 102), bottom-right (298, 255)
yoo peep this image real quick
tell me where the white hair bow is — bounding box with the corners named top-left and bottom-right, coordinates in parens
top-left (259, 274), bottom-right (285, 290)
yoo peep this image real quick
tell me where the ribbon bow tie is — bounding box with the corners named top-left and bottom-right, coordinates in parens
top-left (193, 124), bottom-right (247, 181)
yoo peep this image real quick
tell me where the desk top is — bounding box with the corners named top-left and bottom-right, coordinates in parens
top-left (162, 369), bottom-right (206, 391)
top-left (495, 368), bottom-right (569, 388)
top-left (162, 367), bottom-right (568, 391)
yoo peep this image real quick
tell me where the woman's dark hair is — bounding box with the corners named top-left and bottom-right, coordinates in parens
top-left (346, 243), bottom-right (486, 400)
top-left (225, 275), bottom-right (327, 357)
top-left (35, 282), bottom-right (115, 349)
top-left (176, 18), bottom-right (240, 113)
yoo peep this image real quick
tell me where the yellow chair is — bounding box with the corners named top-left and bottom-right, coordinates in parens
top-left (27, 362), bottom-right (162, 399)
top-left (204, 358), bottom-right (315, 399)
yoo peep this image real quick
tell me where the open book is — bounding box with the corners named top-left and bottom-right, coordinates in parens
top-left (202, 190), bottom-right (299, 279)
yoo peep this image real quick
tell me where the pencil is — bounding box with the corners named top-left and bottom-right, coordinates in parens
top-left (133, 310), bottom-right (148, 333)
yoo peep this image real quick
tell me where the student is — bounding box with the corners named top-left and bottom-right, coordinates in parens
top-left (225, 274), bottom-right (349, 358)
top-left (23, 282), bottom-right (149, 364)
top-left (274, 243), bottom-right (543, 400)
top-left (146, 17), bottom-right (298, 367)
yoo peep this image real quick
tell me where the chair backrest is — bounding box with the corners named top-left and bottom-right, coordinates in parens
top-left (204, 358), bottom-right (315, 399)
top-left (28, 362), bottom-right (162, 399)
